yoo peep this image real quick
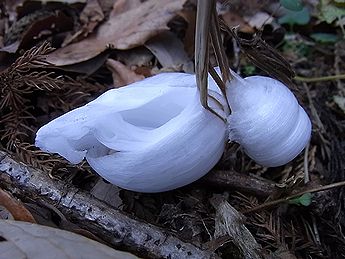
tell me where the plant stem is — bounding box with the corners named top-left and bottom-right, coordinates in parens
top-left (195, 0), bottom-right (213, 109)
top-left (294, 74), bottom-right (345, 82)
top-left (243, 180), bottom-right (345, 214)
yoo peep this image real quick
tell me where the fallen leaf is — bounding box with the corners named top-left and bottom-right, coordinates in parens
top-left (145, 31), bottom-right (194, 73)
top-left (116, 47), bottom-right (154, 69)
top-left (80, 0), bottom-right (104, 24)
top-left (222, 11), bottom-right (254, 33)
top-left (244, 12), bottom-right (273, 29)
top-left (110, 0), bottom-right (141, 17)
top-left (318, 0), bottom-right (345, 24)
top-left (310, 33), bottom-right (339, 43)
top-left (177, 9), bottom-right (196, 57)
top-left (0, 189), bottom-right (36, 223)
top-left (3, 10), bottom-right (73, 52)
top-left (0, 205), bottom-right (14, 220)
top-left (134, 66), bottom-right (153, 77)
top-left (0, 42), bottom-right (19, 53)
top-left (334, 95), bottom-right (345, 114)
top-left (24, 202), bottom-right (59, 228)
top-left (32, 0), bottom-right (86, 3)
top-left (4, 0), bottom-right (26, 22)
top-left (106, 59), bottom-right (145, 87)
top-left (0, 220), bottom-right (139, 259)
top-left (62, 0), bottom-right (105, 46)
top-left (91, 179), bottom-right (123, 208)
top-left (25, 200), bottom-right (103, 243)
top-left (278, 7), bottom-right (311, 25)
top-left (19, 11), bottom-right (74, 49)
top-left (46, 0), bottom-right (186, 66)
top-left (288, 193), bottom-right (312, 206)
top-left (55, 50), bottom-right (110, 75)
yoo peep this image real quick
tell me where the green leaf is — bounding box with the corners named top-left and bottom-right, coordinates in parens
top-left (278, 7), bottom-right (311, 25)
top-left (242, 65), bottom-right (256, 76)
top-left (288, 193), bottom-right (312, 206)
top-left (310, 33), bottom-right (339, 43)
top-left (282, 39), bottom-right (310, 57)
top-left (319, 0), bottom-right (345, 23)
top-left (280, 0), bottom-right (303, 11)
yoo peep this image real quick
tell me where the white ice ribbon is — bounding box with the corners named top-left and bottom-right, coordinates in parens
top-left (36, 72), bottom-right (227, 192)
top-left (36, 70), bottom-right (312, 192)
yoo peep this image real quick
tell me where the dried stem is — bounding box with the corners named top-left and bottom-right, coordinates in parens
top-left (0, 42), bottom-right (62, 149)
top-left (294, 74), bottom-right (345, 82)
top-left (195, 0), bottom-right (213, 109)
top-left (199, 170), bottom-right (277, 197)
top-left (243, 181), bottom-right (345, 214)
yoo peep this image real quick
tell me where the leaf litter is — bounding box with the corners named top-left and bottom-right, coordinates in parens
top-left (46, 0), bottom-right (187, 65)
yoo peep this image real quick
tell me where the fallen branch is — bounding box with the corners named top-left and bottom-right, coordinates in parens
top-left (0, 151), bottom-right (218, 259)
top-left (200, 170), bottom-right (277, 197)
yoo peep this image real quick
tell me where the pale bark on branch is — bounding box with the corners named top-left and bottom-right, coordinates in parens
top-left (0, 151), bottom-right (218, 259)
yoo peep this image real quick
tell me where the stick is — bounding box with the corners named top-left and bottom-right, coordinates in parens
top-left (243, 181), bottom-right (345, 214)
top-left (294, 74), bottom-right (345, 82)
top-left (0, 151), bottom-right (219, 259)
top-left (199, 170), bottom-right (277, 197)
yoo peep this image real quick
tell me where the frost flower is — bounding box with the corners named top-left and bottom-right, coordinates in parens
top-left (36, 73), bottom-right (228, 192)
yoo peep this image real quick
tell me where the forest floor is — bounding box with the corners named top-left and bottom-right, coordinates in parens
top-left (0, 0), bottom-right (345, 258)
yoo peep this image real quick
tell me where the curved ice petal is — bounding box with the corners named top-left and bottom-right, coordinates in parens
top-left (36, 73), bottom-right (197, 162)
top-left (35, 72), bottom-right (227, 192)
top-left (86, 94), bottom-right (226, 192)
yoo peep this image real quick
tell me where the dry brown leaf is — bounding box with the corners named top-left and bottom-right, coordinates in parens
top-left (55, 50), bottom-right (110, 74)
top-left (4, 0), bottom-right (26, 22)
top-left (30, 0), bottom-right (86, 3)
top-left (0, 220), bottom-right (139, 259)
top-left (91, 179), bottom-right (123, 208)
top-left (46, 0), bottom-right (186, 66)
top-left (116, 47), bottom-right (154, 68)
top-left (2, 10), bottom-right (74, 53)
top-left (80, 0), bottom-right (104, 25)
top-left (334, 95), bottom-right (345, 114)
top-left (244, 12), bottom-right (273, 29)
top-left (222, 11), bottom-right (254, 33)
top-left (177, 9), bottom-right (196, 57)
top-left (19, 11), bottom-right (74, 49)
top-left (110, 0), bottom-right (141, 18)
top-left (145, 31), bottom-right (194, 73)
top-left (62, 0), bottom-right (105, 47)
top-left (0, 189), bottom-right (36, 223)
top-left (134, 66), bottom-right (153, 77)
top-left (106, 59), bottom-right (144, 87)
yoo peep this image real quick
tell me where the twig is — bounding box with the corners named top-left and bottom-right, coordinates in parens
top-left (243, 180), bottom-right (345, 214)
top-left (199, 170), bottom-right (277, 197)
top-left (294, 74), bottom-right (345, 82)
top-left (304, 141), bottom-right (310, 184)
top-left (311, 215), bottom-right (321, 246)
top-left (0, 151), bottom-right (218, 259)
